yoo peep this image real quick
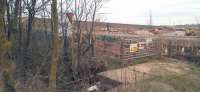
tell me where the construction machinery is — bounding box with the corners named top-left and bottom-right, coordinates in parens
top-left (185, 28), bottom-right (195, 36)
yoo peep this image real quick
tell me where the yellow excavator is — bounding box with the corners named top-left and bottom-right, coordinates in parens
top-left (185, 28), bottom-right (195, 36)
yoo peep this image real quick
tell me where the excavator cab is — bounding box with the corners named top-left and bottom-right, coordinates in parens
top-left (185, 28), bottom-right (194, 36)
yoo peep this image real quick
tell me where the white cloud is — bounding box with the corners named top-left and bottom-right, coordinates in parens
top-left (99, 0), bottom-right (200, 25)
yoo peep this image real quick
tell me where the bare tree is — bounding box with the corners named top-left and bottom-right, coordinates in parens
top-left (0, 0), bottom-right (106, 91)
top-left (72, 0), bottom-right (104, 78)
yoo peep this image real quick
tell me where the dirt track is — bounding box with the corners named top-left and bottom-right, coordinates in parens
top-left (99, 60), bottom-right (188, 82)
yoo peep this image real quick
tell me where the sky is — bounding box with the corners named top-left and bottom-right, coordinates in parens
top-left (99, 0), bottom-right (200, 25)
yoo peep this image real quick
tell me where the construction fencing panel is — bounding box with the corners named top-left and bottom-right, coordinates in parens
top-left (95, 37), bottom-right (161, 61)
top-left (120, 37), bottom-right (159, 61)
top-left (158, 36), bottom-right (200, 58)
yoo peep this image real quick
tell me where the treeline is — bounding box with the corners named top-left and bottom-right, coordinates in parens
top-left (0, 0), bottom-right (105, 92)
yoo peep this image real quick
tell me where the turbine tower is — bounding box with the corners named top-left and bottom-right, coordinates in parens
top-left (149, 10), bottom-right (153, 26)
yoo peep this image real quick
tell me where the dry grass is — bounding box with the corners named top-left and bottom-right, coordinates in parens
top-left (99, 58), bottom-right (200, 92)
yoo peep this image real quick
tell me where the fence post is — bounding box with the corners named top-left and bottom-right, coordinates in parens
top-left (168, 40), bottom-right (172, 57)
top-left (120, 39), bottom-right (124, 61)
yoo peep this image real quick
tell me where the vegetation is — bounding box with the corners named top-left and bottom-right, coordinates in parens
top-left (0, 32), bottom-right (15, 92)
top-left (137, 58), bottom-right (200, 92)
top-left (96, 35), bottom-right (120, 42)
top-left (0, 0), bottom-right (200, 92)
top-left (104, 57), bottom-right (154, 70)
top-left (98, 58), bottom-right (200, 92)
top-left (187, 55), bottom-right (200, 65)
top-left (0, 0), bottom-right (105, 91)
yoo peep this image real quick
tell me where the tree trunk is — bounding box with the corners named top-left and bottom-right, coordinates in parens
top-left (21, 0), bottom-right (37, 91)
top-left (0, 0), bottom-right (6, 32)
top-left (0, 1), bottom-right (6, 91)
top-left (6, 1), bottom-right (11, 40)
top-left (6, 0), bottom-right (20, 40)
top-left (48, 0), bottom-right (59, 91)
top-left (90, 2), bottom-right (97, 57)
top-left (26, 14), bottom-right (33, 47)
top-left (26, 0), bottom-right (37, 47)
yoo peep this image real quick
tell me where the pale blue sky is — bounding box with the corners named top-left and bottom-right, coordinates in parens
top-left (99, 0), bottom-right (200, 25)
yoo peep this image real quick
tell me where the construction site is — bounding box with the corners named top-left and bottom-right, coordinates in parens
top-left (86, 22), bottom-right (200, 92)
top-left (56, 21), bottom-right (200, 92)
top-left (1, 0), bottom-right (200, 92)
